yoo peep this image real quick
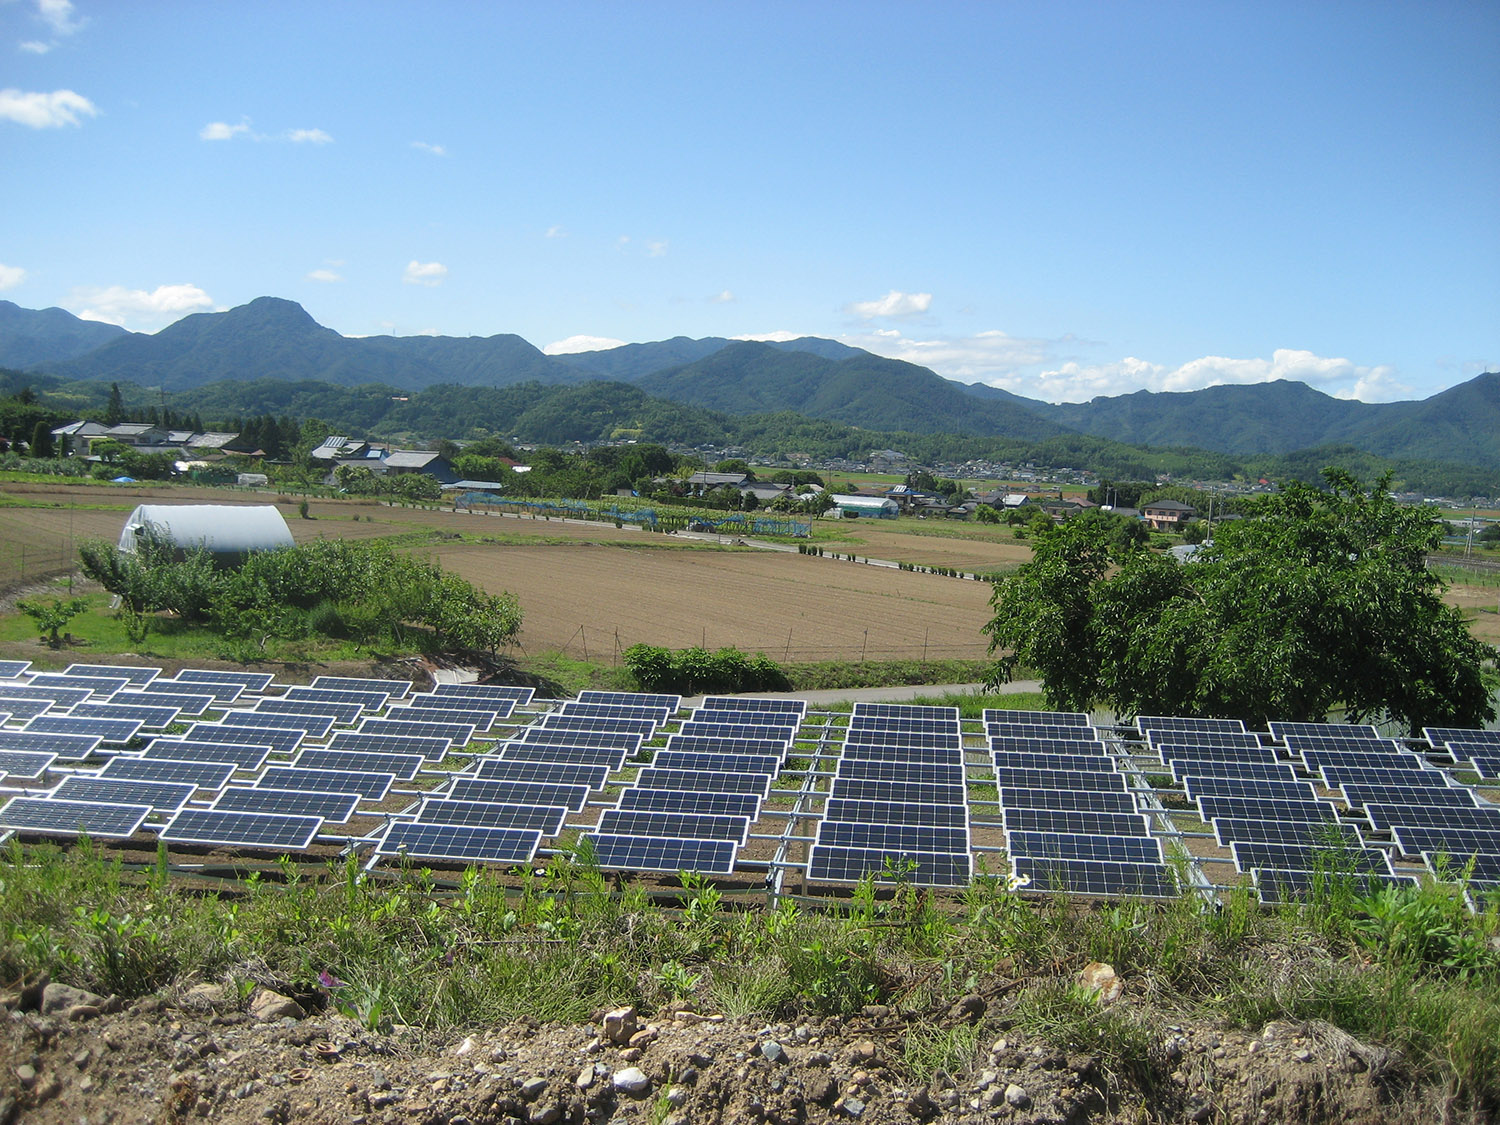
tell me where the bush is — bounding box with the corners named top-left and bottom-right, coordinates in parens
top-left (623, 644), bottom-right (789, 694)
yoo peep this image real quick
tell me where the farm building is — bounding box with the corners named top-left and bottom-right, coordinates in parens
top-left (118, 504), bottom-right (294, 566)
top-left (829, 494), bottom-right (899, 519)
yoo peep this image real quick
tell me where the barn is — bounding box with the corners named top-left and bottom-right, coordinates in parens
top-left (118, 504), bottom-right (294, 566)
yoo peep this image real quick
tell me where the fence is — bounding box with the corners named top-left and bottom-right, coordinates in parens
top-left (532, 623), bottom-right (992, 666)
top-left (453, 495), bottom-right (812, 539)
top-left (0, 533), bottom-right (76, 593)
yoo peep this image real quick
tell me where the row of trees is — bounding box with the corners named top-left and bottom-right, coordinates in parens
top-left (986, 471), bottom-right (1498, 734)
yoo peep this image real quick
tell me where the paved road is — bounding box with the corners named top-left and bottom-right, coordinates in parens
top-left (680, 680), bottom-right (1042, 708)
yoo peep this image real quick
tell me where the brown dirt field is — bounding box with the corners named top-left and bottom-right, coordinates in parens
top-left (822, 519), bottom-right (1034, 573)
top-left (1447, 584), bottom-right (1500, 643)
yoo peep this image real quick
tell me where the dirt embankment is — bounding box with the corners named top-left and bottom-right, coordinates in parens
top-left (0, 975), bottom-right (1445, 1125)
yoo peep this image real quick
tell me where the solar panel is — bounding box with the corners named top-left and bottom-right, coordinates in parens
top-left (583, 832), bottom-right (736, 875)
top-left (1012, 857), bottom-right (1177, 898)
top-left (577, 689), bottom-right (682, 711)
top-left (1211, 818), bottom-right (1365, 848)
top-left (615, 788), bottom-right (761, 819)
top-left (558, 701), bottom-right (673, 725)
top-left (358, 716), bottom-right (474, 745)
top-left (142, 739), bottom-right (272, 771)
top-left (281, 685), bottom-right (390, 712)
top-left (0, 661), bottom-right (32, 678)
top-left (1156, 742), bottom-right (1280, 763)
top-left (1252, 867), bottom-right (1418, 904)
top-left (100, 756), bottom-right (236, 789)
top-left (159, 808), bottom-right (323, 849)
top-left (64, 663), bottom-right (161, 686)
top-left (180, 723), bottom-right (304, 755)
top-left (1137, 715), bottom-right (1246, 735)
top-left (1196, 796), bottom-right (1339, 823)
top-left (848, 716), bottom-right (961, 737)
top-left (24, 715), bottom-right (143, 744)
top-left (51, 775), bottom-right (196, 812)
top-left (259, 766), bottom-right (395, 801)
top-left (471, 758), bottom-right (609, 790)
top-left (1461, 753), bottom-right (1500, 779)
top-left (986, 722), bottom-right (1098, 741)
top-left (1145, 730), bottom-right (1265, 750)
top-left (1001, 807), bottom-right (1151, 837)
top-left (0, 730), bottom-right (100, 758)
top-left (416, 799), bottom-right (569, 835)
top-left (701, 696), bottom-right (807, 715)
top-left (993, 767), bottom-right (1127, 792)
top-left (445, 777), bottom-right (591, 812)
top-left (174, 669), bottom-right (276, 692)
top-left (836, 758), bottom-right (965, 786)
top-left (497, 742), bottom-right (629, 770)
top-left (816, 820), bottom-right (969, 854)
top-left (823, 798), bottom-right (969, 828)
top-left (382, 705), bottom-right (497, 732)
top-left (223, 711), bottom-right (334, 738)
top-left (652, 750), bottom-right (781, 776)
top-left (211, 786), bottom-right (362, 823)
top-left (635, 767), bottom-right (773, 796)
top-left (1300, 747), bottom-right (1421, 770)
top-left (840, 730), bottom-right (962, 751)
top-left (996, 752), bottom-right (1116, 774)
top-left (112, 689), bottom-right (215, 716)
top-left (329, 731), bottom-right (452, 762)
top-left (1182, 776), bottom-right (1318, 802)
top-left (310, 675), bottom-right (413, 699)
top-left (983, 709), bottom-right (1090, 726)
top-left (1168, 759), bottom-right (1300, 783)
top-left (70, 701), bottom-right (180, 729)
top-left (1270, 721), bottom-right (1383, 741)
top-left (0, 797), bottom-right (150, 839)
top-left (1390, 825), bottom-right (1500, 858)
top-left (1424, 727), bottom-right (1500, 748)
top-left (676, 721), bottom-right (796, 744)
top-left (989, 735), bottom-right (1107, 757)
top-left (852, 703), bottom-right (959, 720)
top-left (0, 698), bottom-right (53, 721)
top-left (664, 734), bottom-right (788, 759)
top-left (1321, 765), bottom-right (1453, 789)
top-left (434, 683), bottom-right (535, 706)
top-left (1228, 840), bottom-right (1393, 875)
top-left (294, 748), bottom-right (426, 781)
top-left (689, 710), bottom-right (801, 734)
top-left (1363, 802), bottom-right (1500, 832)
top-left (145, 678), bottom-right (243, 703)
top-left (517, 727), bottom-right (642, 751)
top-left (0, 749), bottom-right (60, 780)
top-left (842, 742), bottom-right (965, 765)
top-left (807, 845), bottom-right (971, 887)
top-left (997, 787), bottom-right (1137, 813)
top-left (376, 821), bottom-right (542, 864)
top-left (598, 809), bottom-right (752, 844)
top-left (831, 778), bottom-right (967, 805)
top-left (1007, 830), bottom-right (1164, 865)
top-left (254, 698), bottom-right (364, 726)
top-left (1341, 783), bottom-right (1482, 810)
top-left (30, 672), bottom-right (128, 698)
top-left (1285, 732), bottom-right (1408, 753)
top-left (1427, 852), bottom-right (1500, 882)
top-left (0, 684), bottom-right (93, 709)
top-left (408, 694), bottom-right (515, 720)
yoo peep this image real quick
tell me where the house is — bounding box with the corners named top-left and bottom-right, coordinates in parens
top-left (50, 420), bottom-right (110, 455)
top-left (309, 435), bottom-right (374, 462)
top-left (1041, 499), bottom-right (1083, 521)
top-left (1142, 499), bottom-right (1198, 531)
top-left (104, 423), bottom-right (170, 447)
top-left (740, 482), bottom-right (790, 505)
top-left (383, 450), bottom-right (458, 483)
top-left (686, 471), bottom-right (750, 493)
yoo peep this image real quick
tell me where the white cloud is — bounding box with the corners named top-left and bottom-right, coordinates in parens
top-left (19, 40), bottom-right (50, 54)
top-left (67, 283), bottom-right (214, 329)
top-left (545, 225), bottom-right (567, 239)
top-left (402, 260), bottom-right (447, 287)
top-left (37, 0), bottom-right (84, 36)
top-left (0, 87), bottom-right (97, 128)
top-left (411, 140), bottom-right (445, 156)
top-left (199, 119), bottom-right (250, 141)
top-left (0, 263), bottom-right (26, 290)
top-left (846, 289), bottom-right (933, 319)
top-left (543, 335), bottom-right (629, 355)
top-left (287, 127), bottom-right (332, 144)
top-left (615, 236), bottom-right (631, 251)
top-left (710, 290), bottom-right (735, 304)
top-left (646, 240), bottom-right (669, 258)
top-left (839, 327), bottom-right (1052, 381)
top-left (306, 268), bottom-right (342, 283)
top-left (732, 330), bottom-right (804, 343)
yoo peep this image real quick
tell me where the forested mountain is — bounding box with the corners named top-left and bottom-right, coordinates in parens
top-left (0, 301), bottom-right (130, 368)
top-left (557, 334), bottom-right (862, 381)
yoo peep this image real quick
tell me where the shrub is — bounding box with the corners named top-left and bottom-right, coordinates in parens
top-left (623, 644), bottom-right (790, 694)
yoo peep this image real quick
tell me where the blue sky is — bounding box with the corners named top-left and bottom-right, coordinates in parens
top-left (3, 0), bottom-right (1496, 403)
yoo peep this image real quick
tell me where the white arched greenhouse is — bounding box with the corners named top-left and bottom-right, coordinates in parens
top-left (118, 504), bottom-right (294, 567)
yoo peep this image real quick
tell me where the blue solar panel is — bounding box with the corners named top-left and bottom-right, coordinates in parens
top-left (310, 675), bottom-right (412, 699)
top-left (64, 663), bottom-right (160, 686)
top-left (142, 739), bottom-right (272, 771)
top-left (280, 685), bottom-right (390, 712)
top-left (255, 698), bottom-right (363, 726)
top-left (1229, 840), bottom-right (1393, 876)
top-left (471, 758), bottom-right (609, 790)
top-left (831, 778), bottom-right (967, 805)
top-left (408, 694), bottom-right (515, 720)
top-left (577, 689), bottom-right (681, 711)
top-left (223, 711), bottom-right (334, 738)
top-left (701, 696), bottom-right (807, 715)
top-left (1007, 830), bottom-right (1164, 865)
top-left (25, 715), bottom-right (143, 744)
top-left (113, 689), bottom-right (216, 716)
top-left (1270, 720), bottom-right (1383, 741)
top-left (993, 767), bottom-right (1127, 792)
top-left (433, 683), bottom-right (535, 706)
top-left (294, 748), bottom-right (425, 781)
top-left (497, 742), bottom-right (629, 770)
top-left (417, 799), bottom-right (569, 835)
top-left (145, 677), bottom-right (243, 703)
top-left (159, 808), bottom-right (323, 849)
top-left (983, 709), bottom-right (1090, 726)
top-left (816, 820), bottom-right (969, 854)
top-left (0, 749), bottom-right (57, 779)
top-left (100, 756), bottom-right (236, 789)
top-left (212, 786), bottom-right (362, 823)
top-left (259, 766), bottom-right (395, 801)
top-left (1137, 715), bottom-right (1246, 735)
top-left (634, 767), bottom-right (772, 796)
top-left (0, 797), bottom-right (150, 839)
top-left (30, 672), bottom-right (128, 698)
top-left (174, 669), bottom-right (275, 692)
top-left (582, 833), bottom-right (736, 875)
top-left (0, 730), bottom-right (101, 758)
top-left (807, 845), bottom-right (971, 887)
top-left (598, 809), bottom-right (751, 844)
top-left (836, 758), bottom-right (965, 786)
top-left (0, 661), bottom-right (32, 678)
top-left (1001, 806), bottom-right (1151, 837)
top-left (180, 723), bottom-right (303, 754)
top-left (843, 743), bottom-right (964, 765)
top-left (358, 716), bottom-right (475, 745)
top-left (823, 798), bottom-right (969, 828)
top-left (445, 777), bottom-right (590, 812)
top-left (70, 702), bottom-right (180, 729)
top-left (652, 750), bottom-right (781, 776)
top-left (1012, 857), bottom-right (1176, 898)
top-left (987, 722), bottom-right (1098, 741)
top-left (0, 684), bottom-right (92, 709)
top-left (615, 788), bottom-right (761, 819)
top-left (52, 775), bottom-right (196, 812)
top-left (329, 731), bottom-right (452, 762)
top-left (997, 786), bottom-right (1137, 814)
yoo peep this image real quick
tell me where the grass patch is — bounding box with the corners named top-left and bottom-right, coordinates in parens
top-left (784, 658), bottom-right (994, 691)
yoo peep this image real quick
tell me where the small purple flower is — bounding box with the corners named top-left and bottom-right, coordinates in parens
top-left (318, 970), bottom-right (345, 990)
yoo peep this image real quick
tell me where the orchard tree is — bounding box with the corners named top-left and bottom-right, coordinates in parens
top-left (984, 470), bottom-right (1498, 734)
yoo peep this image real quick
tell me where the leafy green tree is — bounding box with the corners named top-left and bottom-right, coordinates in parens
top-left (392, 474), bottom-right (441, 502)
top-left (29, 421), bottom-right (54, 458)
top-left (985, 470), bottom-right (1498, 734)
top-left (105, 382), bottom-right (125, 425)
top-left (16, 595), bottom-right (90, 648)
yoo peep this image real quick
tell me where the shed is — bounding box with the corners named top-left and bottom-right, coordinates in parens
top-left (830, 494), bottom-right (899, 519)
top-left (118, 504), bottom-right (294, 566)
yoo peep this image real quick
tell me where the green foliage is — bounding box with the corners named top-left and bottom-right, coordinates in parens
top-left (28, 420), bottom-right (54, 458)
top-left (623, 644), bottom-right (789, 695)
top-left (987, 470), bottom-right (1499, 732)
top-left (15, 594), bottom-right (89, 647)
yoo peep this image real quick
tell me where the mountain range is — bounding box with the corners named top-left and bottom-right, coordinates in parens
top-left (2, 296), bottom-right (1496, 469)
